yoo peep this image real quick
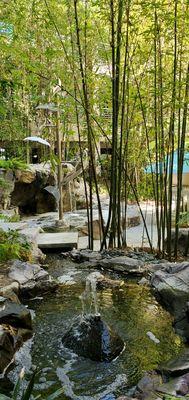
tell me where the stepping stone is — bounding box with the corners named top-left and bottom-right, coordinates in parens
top-left (37, 232), bottom-right (78, 249)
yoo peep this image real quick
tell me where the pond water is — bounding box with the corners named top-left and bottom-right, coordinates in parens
top-left (6, 256), bottom-right (184, 399)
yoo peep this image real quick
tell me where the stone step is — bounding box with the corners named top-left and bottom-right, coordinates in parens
top-left (37, 232), bottom-right (78, 249)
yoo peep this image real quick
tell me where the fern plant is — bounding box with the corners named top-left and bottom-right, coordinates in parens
top-left (0, 229), bottom-right (31, 262)
top-left (0, 158), bottom-right (28, 172)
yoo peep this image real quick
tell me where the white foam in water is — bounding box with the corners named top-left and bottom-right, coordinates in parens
top-left (7, 338), bottom-right (33, 383)
top-left (57, 361), bottom-right (127, 400)
top-left (56, 271), bottom-right (127, 399)
top-left (58, 270), bottom-right (78, 285)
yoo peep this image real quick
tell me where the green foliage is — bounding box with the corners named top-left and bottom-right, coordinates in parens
top-left (0, 178), bottom-right (12, 190)
top-left (0, 158), bottom-right (28, 172)
top-left (0, 0), bottom-right (188, 251)
top-left (0, 229), bottom-right (31, 262)
top-left (0, 369), bottom-right (64, 400)
top-left (0, 213), bottom-right (20, 222)
top-left (178, 212), bottom-right (189, 227)
top-left (98, 154), bottom-right (111, 180)
top-left (49, 152), bottom-right (60, 174)
top-left (136, 173), bottom-right (154, 201)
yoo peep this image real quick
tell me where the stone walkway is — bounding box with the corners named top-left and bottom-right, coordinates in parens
top-left (0, 201), bottom-right (158, 251)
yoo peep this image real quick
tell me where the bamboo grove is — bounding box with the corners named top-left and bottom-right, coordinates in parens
top-left (0, 0), bottom-right (189, 257)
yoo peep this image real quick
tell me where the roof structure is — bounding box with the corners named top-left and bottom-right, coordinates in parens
top-left (145, 150), bottom-right (189, 174)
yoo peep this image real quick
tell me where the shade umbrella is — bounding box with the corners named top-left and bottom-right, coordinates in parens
top-left (23, 136), bottom-right (51, 147)
top-left (145, 151), bottom-right (189, 174)
top-left (36, 103), bottom-right (58, 112)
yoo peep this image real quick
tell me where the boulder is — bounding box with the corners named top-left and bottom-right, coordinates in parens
top-left (99, 256), bottom-right (145, 276)
top-left (70, 249), bottom-right (102, 263)
top-left (151, 262), bottom-right (189, 340)
top-left (159, 348), bottom-right (189, 377)
top-left (121, 215), bottom-right (140, 229)
top-left (79, 219), bottom-right (104, 240)
top-left (14, 169), bottom-right (36, 184)
top-left (15, 328), bottom-right (33, 345)
top-left (0, 326), bottom-right (14, 373)
top-left (0, 299), bottom-right (32, 329)
top-left (127, 215), bottom-right (140, 227)
top-left (81, 270), bottom-right (123, 289)
top-left (156, 372), bottom-right (189, 397)
top-left (96, 275), bottom-right (124, 289)
top-left (20, 227), bottom-right (46, 263)
top-left (62, 314), bottom-right (124, 362)
top-left (0, 282), bottom-right (20, 303)
top-left (74, 178), bottom-right (88, 210)
top-left (151, 262), bottom-right (189, 311)
top-left (9, 163), bottom-right (89, 214)
top-left (135, 371), bottom-right (163, 399)
top-left (8, 260), bottom-right (49, 284)
top-left (11, 164), bottom-right (56, 214)
top-left (0, 168), bottom-right (14, 210)
top-left (8, 260), bottom-right (57, 299)
top-left (165, 229), bottom-right (189, 256)
top-left (138, 277), bottom-right (149, 286)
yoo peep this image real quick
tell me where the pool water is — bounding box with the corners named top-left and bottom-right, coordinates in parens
top-left (6, 257), bottom-right (184, 399)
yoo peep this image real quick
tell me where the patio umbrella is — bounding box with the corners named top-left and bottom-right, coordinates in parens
top-left (145, 151), bottom-right (189, 174)
top-left (23, 136), bottom-right (51, 147)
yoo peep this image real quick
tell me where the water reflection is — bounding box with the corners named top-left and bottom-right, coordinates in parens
top-left (6, 264), bottom-right (184, 400)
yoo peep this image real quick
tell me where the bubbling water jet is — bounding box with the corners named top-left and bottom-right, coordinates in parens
top-left (79, 272), bottom-right (103, 316)
top-left (62, 272), bottom-right (124, 362)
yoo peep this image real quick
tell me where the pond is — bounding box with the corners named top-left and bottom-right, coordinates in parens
top-left (6, 256), bottom-right (184, 399)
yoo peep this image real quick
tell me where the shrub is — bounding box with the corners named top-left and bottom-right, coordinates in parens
top-left (0, 229), bottom-right (31, 262)
top-left (0, 158), bottom-right (28, 172)
top-left (0, 214), bottom-right (20, 222)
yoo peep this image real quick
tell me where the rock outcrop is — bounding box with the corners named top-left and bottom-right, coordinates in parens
top-left (12, 164), bottom-right (57, 214)
top-left (0, 298), bottom-right (32, 330)
top-left (79, 219), bottom-right (104, 240)
top-left (62, 314), bottom-right (124, 362)
top-left (0, 162), bottom-right (88, 214)
top-left (99, 256), bottom-right (145, 276)
top-left (0, 259), bottom-right (57, 373)
top-left (0, 295), bottom-right (32, 374)
top-left (0, 326), bottom-right (14, 373)
top-left (8, 260), bottom-right (58, 299)
top-left (0, 169), bottom-right (14, 210)
top-left (151, 262), bottom-right (189, 341)
top-left (135, 371), bottom-right (163, 399)
top-left (159, 348), bottom-right (189, 377)
top-left (165, 229), bottom-right (189, 256)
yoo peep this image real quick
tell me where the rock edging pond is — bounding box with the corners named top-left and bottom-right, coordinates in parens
top-left (2, 248), bottom-right (189, 400)
top-left (0, 260), bottom-right (57, 375)
top-left (65, 249), bottom-right (189, 399)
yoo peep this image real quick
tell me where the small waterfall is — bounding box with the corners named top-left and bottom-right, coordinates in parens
top-left (79, 272), bottom-right (103, 317)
